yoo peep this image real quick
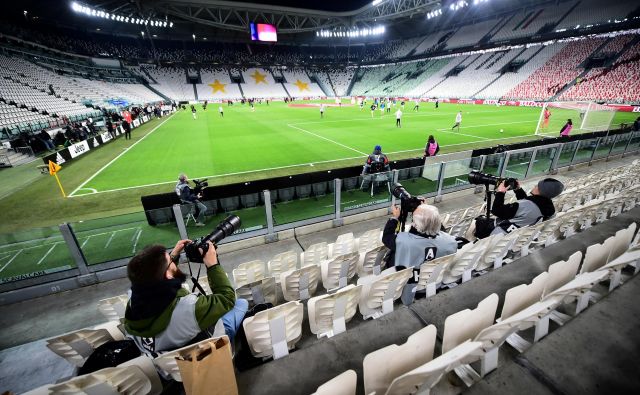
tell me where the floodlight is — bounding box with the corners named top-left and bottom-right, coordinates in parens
top-left (372, 0), bottom-right (383, 5)
top-left (169, 22), bottom-right (173, 27)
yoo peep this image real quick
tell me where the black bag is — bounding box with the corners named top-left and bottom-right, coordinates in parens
top-left (78, 340), bottom-right (140, 375)
top-left (474, 215), bottom-right (496, 239)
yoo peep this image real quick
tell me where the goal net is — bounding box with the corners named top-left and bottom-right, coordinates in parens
top-left (535, 101), bottom-right (617, 136)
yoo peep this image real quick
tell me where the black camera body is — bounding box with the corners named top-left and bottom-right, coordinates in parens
top-left (468, 171), bottom-right (518, 190)
top-left (392, 183), bottom-right (423, 213)
top-left (184, 215), bottom-right (241, 263)
top-left (192, 178), bottom-right (208, 195)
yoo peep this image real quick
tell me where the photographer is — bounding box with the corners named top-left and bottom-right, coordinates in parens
top-left (176, 174), bottom-right (207, 227)
top-left (484, 178), bottom-right (564, 237)
top-left (124, 240), bottom-right (247, 357)
top-left (362, 145), bottom-right (390, 175)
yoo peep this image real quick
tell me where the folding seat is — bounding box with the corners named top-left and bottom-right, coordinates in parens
top-left (357, 244), bottom-right (388, 277)
top-left (280, 264), bottom-right (322, 301)
top-left (240, 192), bottom-right (260, 208)
top-left (321, 251), bottom-right (360, 290)
top-left (328, 232), bottom-right (356, 258)
top-left (607, 222), bottom-right (637, 263)
top-left (357, 267), bottom-right (413, 319)
top-left (541, 251), bottom-right (582, 298)
top-left (154, 336), bottom-right (230, 382)
top-left (441, 293), bottom-right (499, 386)
top-left (500, 272), bottom-right (549, 321)
top-left (416, 254), bottom-right (456, 297)
top-left (542, 270), bottom-right (610, 316)
top-left (447, 217), bottom-right (474, 238)
top-left (97, 294), bottom-right (130, 322)
top-left (295, 184), bottom-right (312, 199)
top-left (267, 250), bottom-right (298, 281)
top-left (363, 325), bottom-right (437, 395)
top-left (219, 196), bottom-right (239, 212)
top-left (442, 235), bottom-right (501, 285)
top-left (385, 340), bottom-right (484, 395)
top-left (476, 231), bottom-right (519, 270)
top-left (300, 242), bottom-right (328, 267)
top-left (235, 276), bottom-right (278, 307)
top-left (580, 237), bottom-right (616, 274)
top-left (308, 284), bottom-right (362, 338)
top-left (356, 228), bottom-right (382, 253)
top-left (530, 217), bottom-right (564, 249)
top-left (46, 322), bottom-right (126, 367)
top-left (312, 370), bottom-right (357, 395)
top-left (277, 187), bottom-right (295, 202)
top-left (232, 260), bottom-right (266, 288)
top-left (598, 246), bottom-right (640, 290)
top-left (312, 181), bottom-right (328, 197)
top-left (243, 301), bottom-right (304, 359)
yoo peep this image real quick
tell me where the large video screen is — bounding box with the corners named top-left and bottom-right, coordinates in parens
top-left (250, 23), bottom-right (278, 42)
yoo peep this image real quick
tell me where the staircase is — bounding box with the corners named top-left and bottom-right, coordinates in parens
top-left (281, 83), bottom-right (292, 99)
top-left (0, 147), bottom-right (36, 168)
top-left (345, 67), bottom-right (360, 96)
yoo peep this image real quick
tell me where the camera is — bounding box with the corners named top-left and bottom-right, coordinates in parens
top-left (184, 215), bottom-right (241, 263)
top-left (192, 178), bottom-right (208, 195)
top-left (468, 171), bottom-right (518, 190)
top-left (392, 183), bottom-right (423, 213)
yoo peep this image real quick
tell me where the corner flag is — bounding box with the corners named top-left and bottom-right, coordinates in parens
top-left (48, 160), bottom-right (66, 197)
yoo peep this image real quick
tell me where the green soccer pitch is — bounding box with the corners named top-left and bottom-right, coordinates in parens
top-left (70, 101), bottom-right (564, 196)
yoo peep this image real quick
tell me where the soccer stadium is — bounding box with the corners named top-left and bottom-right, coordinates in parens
top-left (1, 0), bottom-right (640, 393)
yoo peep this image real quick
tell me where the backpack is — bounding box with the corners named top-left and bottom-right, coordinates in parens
top-left (78, 340), bottom-right (141, 375)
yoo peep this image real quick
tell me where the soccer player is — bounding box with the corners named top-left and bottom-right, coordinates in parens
top-left (560, 119), bottom-right (573, 137)
top-left (219, 106), bottom-right (224, 117)
top-left (395, 109), bottom-right (402, 128)
top-left (202, 100), bottom-right (208, 110)
top-left (360, 100), bottom-right (364, 111)
top-left (542, 108), bottom-right (551, 130)
top-left (435, 100), bottom-right (439, 109)
top-left (371, 104), bottom-right (376, 118)
top-left (320, 104), bottom-right (325, 118)
top-left (452, 111), bottom-right (462, 131)
top-left (191, 105), bottom-right (197, 120)
top-left (413, 100), bottom-right (420, 112)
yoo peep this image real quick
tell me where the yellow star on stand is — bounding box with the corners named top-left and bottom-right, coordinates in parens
top-left (250, 70), bottom-right (268, 84)
top-left (294, 79), bottom-right (310, 91)
top-left (208, 79), bottom-right (227, 93)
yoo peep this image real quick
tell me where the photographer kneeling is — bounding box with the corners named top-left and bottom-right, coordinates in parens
top-left (124, 240), bottom-right (248, 357)
top-left (477, 178), bottom-right (564, 238)
top-left (382, 202), bottom-right (458, 304)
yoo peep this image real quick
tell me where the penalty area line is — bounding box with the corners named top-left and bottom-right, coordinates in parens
top-left (69, 113), bottom-right (177, 197)
top-left (286, 124), bottom-right (367, 156)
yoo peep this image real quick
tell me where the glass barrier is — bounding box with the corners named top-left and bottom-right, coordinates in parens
top-left (186, 195), bottom-right (268, 241)
top-left (271, 182), bottom-right (335, 226)
top-left (0, 226), bottom-right (76, 284)
top-left (441, 157), bottom-right (482, 192)
top-left (480, 153), bottom-right (506, 176)
top-left (556, 141), bottom-right (579, 168)
top-left (610, 133), bottom-right (631, 155)
top-left (70, 210), bottom-right (182, 266)
top-left (341, 171), bottom-right (393, 213)
top-left (593, 136), bottom-right (616, 159)
top-left (504, 150), bottom-right (533, 180)
top-left (572, 138), bottom-right (598, 164)
top-left (397, 164), bottom-right (440, 198)
top-left (627, 132), bottom-right (640, 152)
top-left (529, 146), bottom-right (558, 177)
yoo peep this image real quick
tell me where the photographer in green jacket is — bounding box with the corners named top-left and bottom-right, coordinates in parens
top-left (124, 240), bottom-right (247, 357)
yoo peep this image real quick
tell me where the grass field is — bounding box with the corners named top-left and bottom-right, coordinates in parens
top-left (0, 100), bottom-right (637, 283)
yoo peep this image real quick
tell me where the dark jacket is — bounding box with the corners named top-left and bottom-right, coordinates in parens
top-left (490, 188), bottom-right (555, 234)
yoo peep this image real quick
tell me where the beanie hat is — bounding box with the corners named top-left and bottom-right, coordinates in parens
top-left (537, 178), bottom-right (564, 199)
top-left (374, 145), bottom-right (382, 151)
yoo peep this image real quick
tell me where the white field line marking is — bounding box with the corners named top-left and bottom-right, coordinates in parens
top-left (0, 242), bottom-right (63, 255)
top-left (286, 123), bottom-right (367, 156)
top-left (0, 249), bottom-right (23, 273)
top-left (105, 232), bottom-right (116, 249)
top-left (37, 243), bottom-right (60, 265)
top-left (132, 228), bottom-right (142, 253)
top-left (289, 109), bottom-right (510, 126)
top-left (69, 113), bottom-right (177, 197)
top-left (68, 133), bottom-right (542, 197)
top-left (80, 235), bottom-right (92, 249)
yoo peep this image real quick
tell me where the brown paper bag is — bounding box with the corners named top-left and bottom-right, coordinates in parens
top-left (175, 336), bottom-right (238, 395)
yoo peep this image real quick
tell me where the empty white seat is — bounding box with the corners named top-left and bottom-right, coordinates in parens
top-left (235, 276), bottom-right (278, 307)
top-left (321, 252), bottom-right (360, 290)
top-left (267, 250), bottom-right (298, 281)
top-left (232, 260), bottom-right (266, 287)
top-left (542, 251), bottom-right (582, 298)
top-left (417, 254), bottom-right (456, 297)
top-left (442, 235), bottom-right (501, 284)
top-left (356, 228), bottom-right (383, 253)
top-left (312, 370), bottom-right (357, 395)
top-left (328, 232), bottom-right (356, 258)
top-left (301, 242), bottom-right (329, 267)
top-left (442, 294), bottom-right (499, 354)
top-left (357, 244), bottom-right (388, 277)
top-left (46, 322), bottom-right (125, 367)
top-left (97, 294), bottom-right (129, 322)
top-left (608, 223), bottom-right (637, 262)
top-left (580, 237), bottom-right (615, 274)
top-left (154, 336), bottom-right (229, 382)
top-left (308, 285), bottom-right (362, 338)
top-left (363, 325), bottom-right (437, 395)
top-left (243, 301), bottom-right (304, 359)
top-left (385, 341), bottom-right (484, 395)
top-left (357, 267), bottom-right (413, 319)
top-left (500, 272), bottom-right (549, 321)
top-left (477, 231), bottom-right (519, 270)
top-left (543, 270), bottom-right (610, 315)
top-left (598, 248), bottom-right (640, 290)
top-left (280, 264), bottom-right (321, 301)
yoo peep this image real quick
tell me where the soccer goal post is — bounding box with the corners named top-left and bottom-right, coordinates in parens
top-left (535, 101), bottom-right (617, 136)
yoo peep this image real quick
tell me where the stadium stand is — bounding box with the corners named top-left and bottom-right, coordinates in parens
top-left (196, 67), bottom-right (243, 101)
top-left (281, 68), bottom-right (325, 98)
top-left (490, 2), bottom-right (577, 43)
top-left (326, 69), bottom-right (355, 97)
top-left (240, 68), bottom-right (288, 98)
top-left (555, 0), bottom-right (640, 31)
top-left (141, 65), bottom-right (195, 101)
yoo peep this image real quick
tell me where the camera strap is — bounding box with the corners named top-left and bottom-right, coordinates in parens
top-left (188, 261), bottom-right (208, 295)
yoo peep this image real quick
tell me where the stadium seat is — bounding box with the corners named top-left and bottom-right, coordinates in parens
top-left (384, 341), bottom-right (484, 395)
top-left (320, 251), bottom-right (360, 290)
top-left (363, 325), bottom-right (437, 395)
top-left (357, 244), bottom-right (388, 277)
top-left (307, 284), bottom-right (362, 338)
top-left (154, 336), bottom-right (230, 382)
top-left (442, 294), bottom-right (499, 354)
top-left (356, 228), bottom-right (383, 253)
top-left (235, 277), bottom-right (278, 307)
top-left (500, 272), bottom-right (549, 321)
top-left (295, 185), bottom-right (312, 199)
top-left (300, 242), bottom-right (329, 267)
top-left (580, 237), bottom-right (615, 274)
top-left (267, 250), bottom-right (298, 281)
top-left (542, 270), bottom-right (610, 316)
top-left (328, 232), bottom-right (356, 258)
top-left (46, 321), bottom-right (126, 367)
top-left (608, 222), bottom-right (637, 263)
top-left (357, 267), bottom-right (413, 319)
top-left (477, 231), bottom-right (519, 270)
top-left (219, 196), bottom-right (240, 212)
top-left (240, 193), bottom-right (260, 208)
top-left (280, 264), bottom-right (322, 301)
top-left (541, 251), bottom-right (582, 298)
top-left (243, 301), bottom-right (304, 359)
top-left (277, 187), bottom-right (295, 202)
top-left (417, 254), bottom-right (456, 297)
top-left (97, 294), bottom-right (129, 322)
top-left (597, 247), bottom-right (640, 290)
top-left (232, 260), bottom-right (266, 288)
top-left (312, 181), bottom-right (328, 197)
top-left (312, 370), bottom-right (357, 395)
top-left (442, 235), bottom-right (502, 284)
